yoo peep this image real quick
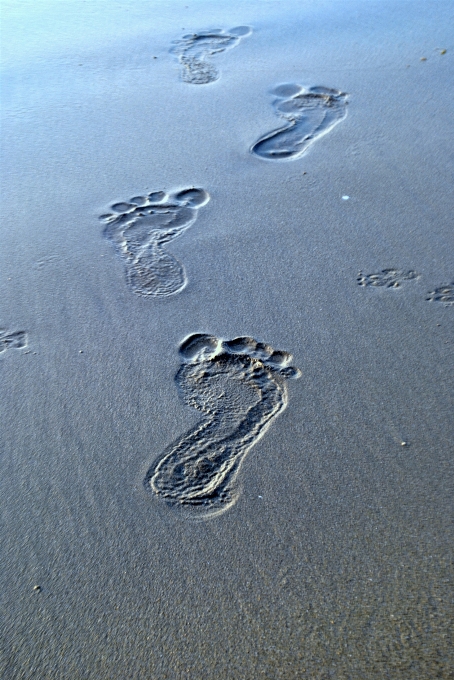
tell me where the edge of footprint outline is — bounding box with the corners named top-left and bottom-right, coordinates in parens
top-left (251, 83), bottom-right (349, 161)
top-left (426, 281), bottom-right (454, 306)
top-left (144, 333), bottom-right (300, 520)
top-left (357, 269), bottom-right (420, 289)
top-left (99, 187), bottom-right (210, 298)
top-left (171, 26), bottom-right (252, 85)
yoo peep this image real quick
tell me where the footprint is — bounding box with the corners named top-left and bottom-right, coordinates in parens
top-left (357, 269), bottom-right (419, 288)
top-left (426, 281), bottom-right (454, 306)
top-left (144, 334), bottom-right (300, 517)
top-left (99, 188), bottom-right (210, 297)
top-left (0, 329), bottom-right (27, 354)
top-left (171, 26), bottom-right (252, 84)
top-left (251, 84), bottom-right (349, 161)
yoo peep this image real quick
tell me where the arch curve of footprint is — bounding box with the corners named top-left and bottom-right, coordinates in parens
top-left (99, 188), bottom-right (210, 297)
top-left (252, 83), bottom-right (349, 161)
top-left (144, 333), bottom-right (300, 518)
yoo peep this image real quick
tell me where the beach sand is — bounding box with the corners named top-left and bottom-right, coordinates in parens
top-left (1, 0), bottom-right (453, 677)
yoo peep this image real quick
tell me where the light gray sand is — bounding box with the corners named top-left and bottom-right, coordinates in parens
top-left (1, 0), bottom-right (453, 678)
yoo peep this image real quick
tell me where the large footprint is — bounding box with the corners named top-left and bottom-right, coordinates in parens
top-left (251, 84), bottom-right (348, 161)
top-left (144, 334), bottom-right (300, 518)
top-left (171, 26), bottom-right (252, 84)
top-left (99, 188), bottom-right (209, 297)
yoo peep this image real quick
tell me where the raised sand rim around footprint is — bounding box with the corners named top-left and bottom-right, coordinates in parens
top-left (144, 334), bottom-right (300, 518)
top-left (99, 188), bottom-right (209, 297)
top-left (252, 84), bottom-right (348, 161)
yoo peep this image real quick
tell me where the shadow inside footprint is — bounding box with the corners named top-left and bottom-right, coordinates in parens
top-left (144, 334), bottom-right (300, 518)
top-left (99, 188), bottom-right (210, 297)
top-left (357, 269), bottom-right (419, 288)
top-left (171, 26), bottom-right (252, 84)
top-left (252, 84), bottom-right (348, 161)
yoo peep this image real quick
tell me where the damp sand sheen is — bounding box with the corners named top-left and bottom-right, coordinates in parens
top-left (144, 334), bottom-right (300, 517)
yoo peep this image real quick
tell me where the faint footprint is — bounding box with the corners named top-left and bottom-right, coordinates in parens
top-left (0, 329), bottom-right (27, 354)
top-left (426, 281), bottom-right (454, 306)
top-left (357, 269), bottom-right (419, 288)
top-left (99, 188), bottom-right (210, 297)
top-left (144, 334), bottom-right (300, 517)
top-left (251, 84), bottom-right (349, 161)
top-left (171, 26), bottom-right (252, 84)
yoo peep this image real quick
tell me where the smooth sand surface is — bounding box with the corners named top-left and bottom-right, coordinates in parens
top-left (1, 0), bottom-right (453, 677)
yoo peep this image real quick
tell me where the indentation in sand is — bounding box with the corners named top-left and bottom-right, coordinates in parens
top-left (252, 84), bottom-right (348, 161)
top-left (357, 269), bottom-right (419, 289)
top-left (144, 333), bottom-right (300, 518)
top-left (426, 281), bottom-right (454, 306)
top-left (99, 188), bottom-right (210, 297)
top-left (0, 329), bottom-right (27, 354)
top-left (171, 26), bottom-right (252, 84)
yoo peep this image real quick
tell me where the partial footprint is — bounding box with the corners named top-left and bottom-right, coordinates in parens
top-left (99, 188), bottom-right (210, 297)
top-left (171, 26), bottom-right (252, 84)
top-left (357, 269), bottom-right (419, 288)
top-left (144, 334), bottom-right (300, 518)
top-left (0, 329), bottom-right (27, 354)
top-left (426, 281), bottom-right (454, 306)
top-left (251, 84), bottom-right (348, 161)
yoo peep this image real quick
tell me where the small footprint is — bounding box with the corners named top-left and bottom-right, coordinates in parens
top-left (357, 269), bottom-right (419, 288)
top-left (251, 84), bottom-right (349, 161)
top-left (144, 334), bottom-right (300, 517)
top-left (99, 188), bottom-right (210, 297)
top-left (426, 281), bottom-right (454, 306)
top-left (0, 329), bottom-right (27, 354)
top-left (171, 26), bottom-right (252, 84)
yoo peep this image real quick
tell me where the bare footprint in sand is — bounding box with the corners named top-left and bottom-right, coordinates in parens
top-left (99, 188), bottom-right (210, 297)
top-left (357, 269), bottom-right (419, 289)
top-left (426, 281), bottom-right (454, 306)
top-left (171, 26), bottom-right (252, 84)
top-left (0, 329), bottom-right (27, 354)
top-left (252, 84), bottom-right (348, 161)
top-left (144, 334), bottom-right (300, 518)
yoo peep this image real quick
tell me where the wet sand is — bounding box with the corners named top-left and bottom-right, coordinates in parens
top-left (1, 0), bottom-right (453, 677)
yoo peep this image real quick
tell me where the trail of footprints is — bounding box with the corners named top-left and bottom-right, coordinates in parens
top-left (1, 28), bottom-right (449, 521)
top-left (99, 188), bottom-right (209, 297)
top-left (144, 334), bottom-right (300, 517)
top-left (93, 30), bottom-right (452, 518)
top-left (171, 27), bottom-right (252, 84)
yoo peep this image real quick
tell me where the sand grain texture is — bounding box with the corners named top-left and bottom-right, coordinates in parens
top-left (1, 0), bottom-right (453, 678)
